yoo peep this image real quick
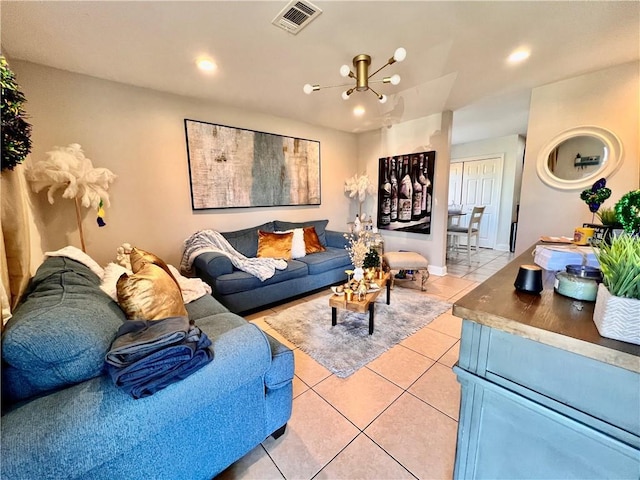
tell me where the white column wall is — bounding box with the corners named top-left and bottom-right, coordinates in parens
top-left (356, 112), bottom-right (453, 275)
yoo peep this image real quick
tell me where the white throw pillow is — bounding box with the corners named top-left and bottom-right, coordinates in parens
top-left (276, 228), bottom-right (306, 259)
top-left (100, 262), bottom-right (131, 301)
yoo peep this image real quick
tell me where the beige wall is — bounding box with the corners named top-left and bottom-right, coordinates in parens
top-left (451, 134), bottom-right (526, 251)
top-left (357, 112), bottom-right (453, 275)
top-left (13, 59), bottom-right (638, 274)
top-left (517, 61), bottom-right (639, 255)
top-left (13, 61), bottom-right (358, 267)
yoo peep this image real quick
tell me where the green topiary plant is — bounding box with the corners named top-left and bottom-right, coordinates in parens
top-left (1, 55), bottom-right (32, 171)
top-left (363, 248), bottom-right (380, 270)
top-left (594, 233), bottom-right (640, 300)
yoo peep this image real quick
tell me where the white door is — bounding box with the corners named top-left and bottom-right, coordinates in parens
top-left (448, 163), bottom-right (463, 207)
top-left (459, 157), bottom-right (503, 248)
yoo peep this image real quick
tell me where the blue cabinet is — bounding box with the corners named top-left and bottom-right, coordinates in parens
top-left (452, 246), bottom-right (640, 479)
top-left (454, 320), bottom-right (640, 479)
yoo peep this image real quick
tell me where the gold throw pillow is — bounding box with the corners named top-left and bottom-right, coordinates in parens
top-left (257, 231), bottom-right (293, 260)
top-left (116, 263), bottom-right (187, 320)
top-left (303, 226), bottom-right (326, 254)
top-left (129, 247), bottom-right (180, 288)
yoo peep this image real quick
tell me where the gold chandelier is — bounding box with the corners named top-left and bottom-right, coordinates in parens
top-left (303, 47), bottom-right (406, 104)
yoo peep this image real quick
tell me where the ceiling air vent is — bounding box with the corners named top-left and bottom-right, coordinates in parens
top-left (272, 0), bottom-right (322, 35)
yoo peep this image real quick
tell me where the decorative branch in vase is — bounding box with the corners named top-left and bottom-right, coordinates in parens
top-left (343, 230), bottom-right (373, 282)
top-left (344, 173), bottom-right (375, 218)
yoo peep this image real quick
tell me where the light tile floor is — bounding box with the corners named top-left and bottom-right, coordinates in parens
top-left (217, 248), bottom-right (513, 480)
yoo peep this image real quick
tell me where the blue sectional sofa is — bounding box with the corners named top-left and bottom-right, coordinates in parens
top-left (1, 256), bottom-right (294, 479)
top-left (192, 219), bottom-right (351, 313)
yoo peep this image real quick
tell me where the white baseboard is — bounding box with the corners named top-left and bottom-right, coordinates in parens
top-left (428, 265), bottom-right (447, 276)
top-left (495, 243), bottom-right (511, 252)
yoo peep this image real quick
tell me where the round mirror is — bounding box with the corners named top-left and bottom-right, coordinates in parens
top-left (536, 126), bottom-right (623, 190)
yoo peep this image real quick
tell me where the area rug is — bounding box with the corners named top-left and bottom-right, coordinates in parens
top-left (264, 287), bottom-right (452, 378)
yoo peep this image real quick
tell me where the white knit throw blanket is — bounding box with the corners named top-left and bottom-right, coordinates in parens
top-left (181, 230), bottom-right (287, 281)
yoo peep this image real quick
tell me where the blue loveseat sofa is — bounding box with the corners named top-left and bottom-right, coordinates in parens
top-left (192, 219), bottom-right (351, 313)
top-left (1, 256), bottom-right (294, 479)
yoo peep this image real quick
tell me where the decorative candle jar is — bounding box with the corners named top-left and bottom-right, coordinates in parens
top-left (554, 264), bottom-right (602, 302)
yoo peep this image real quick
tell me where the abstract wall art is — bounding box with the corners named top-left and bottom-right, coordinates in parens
top-left (185, 119), bottom-right (321, 210)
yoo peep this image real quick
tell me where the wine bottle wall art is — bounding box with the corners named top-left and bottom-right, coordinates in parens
top-left (376, 151), bottom-right (435, 234)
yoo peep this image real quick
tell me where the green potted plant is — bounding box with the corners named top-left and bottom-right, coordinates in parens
top-left (593, 233), bottom-right (640, 345)
top-left (1, 55), bottom-right (32, 171)
top-left (363, 248), bottom-right (380, 270)
top-left (595, 207), bottom-right (620, 227)
top-left (593, 206), bottom-right (624, 245)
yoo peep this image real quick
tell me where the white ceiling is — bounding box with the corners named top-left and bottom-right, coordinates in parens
top-left (1, 1), bottom-right (639, 145)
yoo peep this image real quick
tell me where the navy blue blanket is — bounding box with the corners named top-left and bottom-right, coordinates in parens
top-left (105, 316), bottom-right (190, 367)
top-left (105, 317), bottom-right (213, 399)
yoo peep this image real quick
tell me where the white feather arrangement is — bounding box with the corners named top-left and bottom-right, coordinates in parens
top-left (344, 173), bottom-right (375, 203)
top-left (26, 143), bottom-right (116, 208)
top-left (26, 143), bottom-right (116, 252)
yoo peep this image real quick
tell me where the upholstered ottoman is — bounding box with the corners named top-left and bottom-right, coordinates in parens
top-left (383, 251), bottom-right (429, 291)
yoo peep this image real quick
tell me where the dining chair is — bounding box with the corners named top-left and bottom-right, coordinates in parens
top-left (447, 206), bottom-right (485, 265)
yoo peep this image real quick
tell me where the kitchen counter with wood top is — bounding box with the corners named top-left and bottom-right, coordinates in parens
top-left (451, 246), bottom-right (640, 479)
top-left (453, 246), bottom-right (639, 373)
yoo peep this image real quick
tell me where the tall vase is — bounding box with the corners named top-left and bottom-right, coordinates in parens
top-left (354, 214), bottom-right (361, 233)
top-left (353, 267), bottom-right (364, 282)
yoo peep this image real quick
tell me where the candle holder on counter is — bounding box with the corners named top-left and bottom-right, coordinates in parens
top-left (514, 264), bottom-right (543, 294)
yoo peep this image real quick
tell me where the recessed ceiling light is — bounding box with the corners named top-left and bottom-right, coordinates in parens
top-left (507, 48), bottom-right (530, 64)
top-left (197, 58), bottom-right (217, 72)
top-left (353, 106), bottom-right (365, 116)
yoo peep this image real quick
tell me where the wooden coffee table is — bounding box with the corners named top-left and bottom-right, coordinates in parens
top-left (329, 272), bottom-right (391, 335)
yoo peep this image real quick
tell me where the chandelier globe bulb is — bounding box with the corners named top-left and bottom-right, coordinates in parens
top-left (390, 74), bottom-right (401, 85)
top-left (393, 47), bottom-right (407, 62)
top-left (303, 84), bottom-right (314, 95)
top-left (339, 65), bottom-right (351, 78)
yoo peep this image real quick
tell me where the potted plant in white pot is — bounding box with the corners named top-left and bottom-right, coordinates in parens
top-left (593, 232), bottom-right (640, 345)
